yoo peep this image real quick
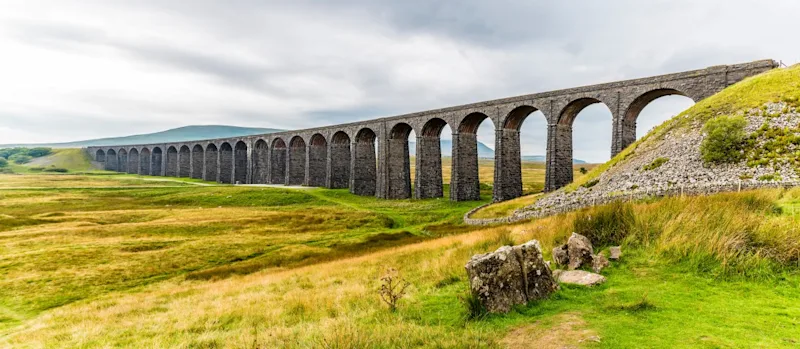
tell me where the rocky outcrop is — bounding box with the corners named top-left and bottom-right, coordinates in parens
top-left (466, 240), bottom-right (558, 313)
top-left (556, 270), bottom-right (606, 287)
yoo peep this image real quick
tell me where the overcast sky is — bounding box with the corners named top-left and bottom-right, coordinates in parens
top-left (1, 1), bottom-right (798, 162)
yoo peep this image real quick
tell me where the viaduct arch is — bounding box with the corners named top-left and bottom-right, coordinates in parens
top-left (85, 60), bottom-right (777, 202)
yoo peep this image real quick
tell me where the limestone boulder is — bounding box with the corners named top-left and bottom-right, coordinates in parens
top-left (609, 246), bottom-right (622, 260)
top-left (567, 233), bottom-right (594, 270)
top-left (465, 246), bottom-right (527, 313)
top-left (556, 270), bottom-right (606, 286)
top-left (592, 253), bottom-right (609, 273)
top-left (552, 244), bottom-right (569, 266)
top-left (517, 240), bottom-right (559, 301)
top-left (466, 241), bottom-right (558, 313)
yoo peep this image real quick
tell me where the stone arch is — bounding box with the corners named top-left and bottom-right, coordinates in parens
top-left (178, 145), bottom-right (191, 177)
top-left (551, 98), bottom-right (613, 190)
top-left (416, 118), bottom-right (450, 199)
top-left (234, 141), bottom-right (248, 184)
top-left (387, 123), bottom-right (413, 199)
top-left (352, 128), bottom-right (377, 196)
top-left (620, 88), bottom-right (695, 151)
top-left (140, 148), bottom-right (151, 175)
top-left (270, 138), bottom-right (287, 184)
top-left (219, 142), bottom-right (233, 184)
top-left (95, 149), bottom-right (106, 164)
top-left (191, 145), bottom-right (204, 179)
top-left (252, 139), bottom-right (269, 184)
top-left (328, 131), bottom-right (351, 189)
top-left (287, 136), bottom-right (307, 185)
top-left (204, 144), bottom-right (218, 181)
top-left (105, 149), bottom-right (118, 171)
top-left (151, 147), bottom-right (163, 176)
top-left (308, 133), bottom-right (327, 187)
top-left (496, 105), bottom-right (549, 201)
top-left (128, 148), bottom-right (139, 175)
top-left (117, 148), bottom-right (128, 173)
top-left (452, 112), bottom-right (492, 201)
top-left (166, 146), bottom-right (178, 177)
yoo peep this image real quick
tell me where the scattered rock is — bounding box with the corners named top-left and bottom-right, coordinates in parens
top-left (465, 246), bottom-right (527, 313)
top-left (609, 246), bottom-right (622, 260)
top-left (552, 244), bottom-right (569, 266)
top-left (592, 253), bottom-right (609, 273)
top-left (466, 241), bottom-right (557, 313)
top-left (567, 233), bottom-right (593, 270)
top-left (556, 270), bottom-right (606, 286)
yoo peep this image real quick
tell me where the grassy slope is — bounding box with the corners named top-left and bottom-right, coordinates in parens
top-left (2, 187), bottom-right (798, 348)
top-left (473, 64), bottom-right (800, 219)
top-left (570, 64), bottom-right (800, 191)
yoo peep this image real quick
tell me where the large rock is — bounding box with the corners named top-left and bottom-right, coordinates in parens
top-left (552, 244), bottom-right (569, 266)
top-left (556, 270), bottom-right (606, 286)
top-left (466, 241), bottom-right (557, 313)
top-left (518, 241), bottom-right (559, 301)
top-left (465, 246), bottom-right (527, 313)
top-left (567, 233), bottom-right (594, 270)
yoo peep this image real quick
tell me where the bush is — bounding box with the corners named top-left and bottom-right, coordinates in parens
top-left (26, 147), bottom-right (52, 157)
top-left (9, 154), bottom-right (32, 164)
top-left (43, 167), bottom-right (68, 173)
top-left (0, 158), bottom-right (7, 168)
top-left (582, 179), bottom-right (600, 188)
top-left (700, 115), bottom-right (747, 164)
top-left (579, 167), bottom-right (588, 174)
top-left (573, 202), bottom-right (635, 247)
top-left (643, 157), bottom-right (669, 171)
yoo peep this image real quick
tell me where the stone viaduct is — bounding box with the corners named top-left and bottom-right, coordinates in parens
top-left (86, 60), bottom-right (777, 202)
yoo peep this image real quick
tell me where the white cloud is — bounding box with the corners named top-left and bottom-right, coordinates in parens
top-left (0, 0), bottom-right (798, 162)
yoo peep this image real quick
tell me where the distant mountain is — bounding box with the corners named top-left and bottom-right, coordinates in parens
top-left (0, 125), bottom-right (284, 148)
top-left (409, 140), bottom-right (494, 158)
top-left (409, 140), bottom-right (586, 163)
top-left (522, 155), bottom-right (587, 164)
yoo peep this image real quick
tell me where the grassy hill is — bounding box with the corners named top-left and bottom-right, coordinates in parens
top-left (0, 125), bottom-right (283, 148)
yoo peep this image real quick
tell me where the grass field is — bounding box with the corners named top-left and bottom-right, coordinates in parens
top-left (1, 177), bottom-right (798, 347)
top-left (2, 150), bottom-right (799, 348)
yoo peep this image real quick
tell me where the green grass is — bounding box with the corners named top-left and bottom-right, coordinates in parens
top-left (567, 64), bottom-right (800, 191)
top-left (0, 176), bottom-right (487, 330)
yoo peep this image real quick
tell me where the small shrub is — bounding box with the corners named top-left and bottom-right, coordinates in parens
top-left (43, 167), bottom-right (68, 173)
top-left (28, 167), bottom-right (45, 172)
top-left (378, 267), bottom-right (411, 312)
top-left (579, 167), bottom-right (588, 174)
top-left (757, 173), bottom-right (782, 182)
top-left (700, 115), bottom-right (747, 164)
top-left (9, 154), bottom-right (32, 164)
top-left (642, 157), bottom-right (669, 171)
top-left (573, 202), bottom-right (635, 246)
top-left (26, 147), bottom-right (52, 158)
top-left (582, 179), bottom-right (600, 188)
top-left (460, 292), bottom-right (487, 321)
top-left (0, 168), bottom-right (12, 174)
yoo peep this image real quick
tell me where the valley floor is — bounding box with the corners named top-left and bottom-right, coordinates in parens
top-left (1, 173), bottom-right (799, 348)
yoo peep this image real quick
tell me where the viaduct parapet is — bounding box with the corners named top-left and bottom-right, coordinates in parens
top-left (86, 59), bottom-right (777, 202)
